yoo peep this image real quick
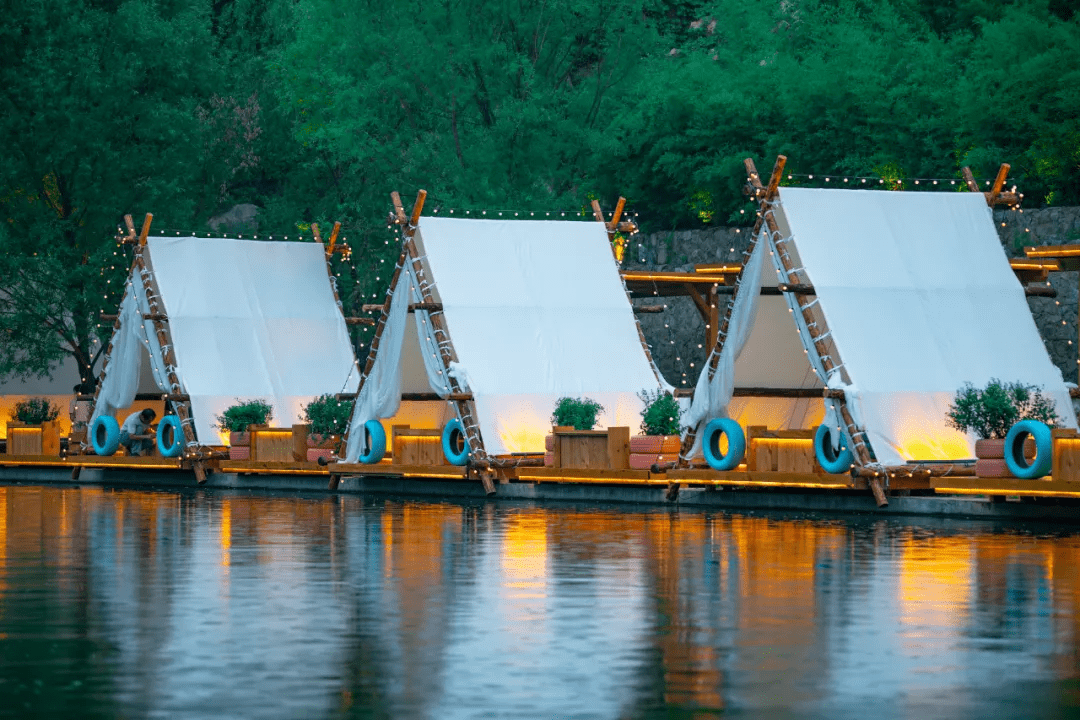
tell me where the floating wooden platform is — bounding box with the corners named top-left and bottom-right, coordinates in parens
top-left (2, 451), bottom-right (1080, 523)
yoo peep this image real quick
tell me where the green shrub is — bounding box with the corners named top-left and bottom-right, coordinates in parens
top-left (216, 399), bottom-right (273, 433)
top-left (303, 394), bottom-right (353, 437)
top-left (551, 397), bottom-right (604, 431)
top-left (946, 379), bottom-right (1059, 439)
top-left (638, 388), bottom-right (681, 436)
top-left (10, 397), bottom-right (60, 425)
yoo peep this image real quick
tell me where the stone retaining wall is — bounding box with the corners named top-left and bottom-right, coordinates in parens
top-left (629, 205), bottom-right (1080, 386)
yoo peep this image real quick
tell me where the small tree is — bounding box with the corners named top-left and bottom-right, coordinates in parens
top-left (638, 388), bottom-right (681, 436)
top-left (9, 397), bottom-right (60, 425)
top-left (551, 397), bottom-right (604, 431)
top-left (303, 394), bottom-right (353, 437)
top-left (216, 399), bottom-right (273, 433)
top-left (946, 379), bottom-right (1059, 440)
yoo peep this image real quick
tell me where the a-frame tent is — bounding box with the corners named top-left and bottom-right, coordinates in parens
top-left (90, 214), bottom-right (360, 464)
top-left (341, 191), bottom-right (670, 477)
top-left (682, 157), bottom-right (1077, 477)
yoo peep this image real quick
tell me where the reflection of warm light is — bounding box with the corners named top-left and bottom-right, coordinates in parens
top-left (0, 488), bottom-right (6, 596)
top-left (220, 499), bottom-right (231, 567)
top-left (382, 511), bottom-right (393, 578)
top-left (898, 536), bottom-right (971, 632)
top-left (502, 514), bottom-right (548, 600)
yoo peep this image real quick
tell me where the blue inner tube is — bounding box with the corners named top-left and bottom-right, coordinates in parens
top-left (442, 418), bottom-right (470, 466)
top-left (814, 424), bottom-right (854, 474)
top-left (358, 420), bottom-right (387, 464)
top-left (1004, 419), bottom-right (1052, 479)
top-left (91, 415), bottom-right (120, 456)
top-left (702, 418), bottom-right (745, 471)
top-left (157, 415), bottom-right (183, 458)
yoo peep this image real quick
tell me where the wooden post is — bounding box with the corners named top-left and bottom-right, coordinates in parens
top-left (962, 167), bottom-right (980, 193)
top-left (326, 221), bottom-right (341, 257)
top-left (137, 213), bottom-right (153, 246)
top-left (988, 163), bottom-right (1010, 207)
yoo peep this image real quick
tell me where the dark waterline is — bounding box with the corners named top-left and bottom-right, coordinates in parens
top-left (1, 485), bottom-right (1079, 719)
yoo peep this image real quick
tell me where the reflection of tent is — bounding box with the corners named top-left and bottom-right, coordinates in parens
top-left (342, 192), bottom-right (668, 474)
top-left (685, 157), bottom-right (1077, 473)
top-left (90, 215), bottom-right (359, 461)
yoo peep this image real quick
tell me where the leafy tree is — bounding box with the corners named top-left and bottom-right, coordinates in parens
top-left (0, 0), bottom-right (223, 385)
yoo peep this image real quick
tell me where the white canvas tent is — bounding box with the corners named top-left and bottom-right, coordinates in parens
top-left (343, 203), bottom-right (669, 464)
top-left (687, 163), bottom-right (1077, 467)
top-left (92, 228), bottom-right (360, 449)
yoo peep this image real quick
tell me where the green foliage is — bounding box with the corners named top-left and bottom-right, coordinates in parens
top-left (551, 397), bottom-right (604, 431)
top-left (4, 0), bottom-right (1080, 389)
top-left (9, 397), bottom-right (60, 425)
top-left (946, 379), bottom-right (1060, 439)
top-left (303, 394), bottom-right (353, 437)
top-left (638, 388), bottom-right (681, 436)
top-left (216, 399), bottom-right (274, 433)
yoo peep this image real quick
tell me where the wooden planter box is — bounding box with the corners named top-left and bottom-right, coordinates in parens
top-left (745, 426), bottom-right (819, 473)
top-left (551, 426), bottom-right (630, 470)
top-left (6, 421), bottom-right (61, 456)
top-left (241, 424), bottom-right (311, 463)
top-left (393, 425), bottom-right (445, 466)
top-left (629, 434), bottom-right (681, 469)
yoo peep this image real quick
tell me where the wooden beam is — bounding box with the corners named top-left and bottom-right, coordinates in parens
top-left (390, 191), bottom-right (408, 225)
top-left (311, 222), bottom-right (322, 244)
top-left (590, 199), bottom-right (605, 225)
top-left (344, 317), bottom-right (376, 326)
top-left (360, 302), bottom-right (442, 314)
top-left (122, 214), bottom-right (137, 243)
top-left (1025, 285), bottom-right (1057, 298)
top-left (408, 190), bottom-right (427, 228)
top-left (607, 197), bottom-right (626, 232)
top-left (962, 167), bottom-right (980, 193)
top-left (988, 163), bottom-right (1010, 207)
top-left (633, 304), bottom-right (666, 313)
top-left (684, 282), bottom-right (709, 322)
top-left (137, 214), bottom-right (153, 246)
top-left (325, 221), bottom-right (341, 256)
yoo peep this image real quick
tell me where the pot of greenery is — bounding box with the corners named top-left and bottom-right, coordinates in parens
top-left (303, 394), bottom-right (353, 461)
top-left (946, 379), bottom-right (1058, 477)
top-left (631, 389), bottom-right (682, 450)
top-left (7, 397), bottom-right (62, 455)
top-left (546, 397), bottom-right (605, 468)
top-left (216, 399), bottom-right (273, 460)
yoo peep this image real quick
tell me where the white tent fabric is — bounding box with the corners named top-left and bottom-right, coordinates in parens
top-left (683, 233), bottom-right (767, 457)
top-left (91, 269), bottom-right (175, 426)
top-left (97, 236), bottom-right (359, 444)
top-left (343, 260), bottom-right (414, 461)
top-left (350, 217), bottom-right (669, 458)
top-left (777, 187), bottom-right (1076, 464)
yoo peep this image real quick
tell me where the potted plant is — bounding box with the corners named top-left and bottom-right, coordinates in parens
top-left (7, 397), bottom-right (62, 455)
top-left (303, 394), bottom-right (353, 461)
top-left (545, 397), bottom-right (605, 467)
top-left (946, 379), bottom-right (1059, 477)
top-left (629, 389), bottom-right (682, 469)
top-left (216, 399), bottom-right (273, 460)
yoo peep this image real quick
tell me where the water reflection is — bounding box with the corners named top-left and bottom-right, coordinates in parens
top-left (1, 486), bottom-right (1079, 718)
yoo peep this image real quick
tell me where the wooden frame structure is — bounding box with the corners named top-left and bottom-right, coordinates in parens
top-left (84, 214), bottom-right (357, 483)
top-left (336, 190), bottom-right (664, 494)
top-left (670, 157), bottom-right (1025, 506)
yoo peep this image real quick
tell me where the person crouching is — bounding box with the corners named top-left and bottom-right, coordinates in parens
top-left (119, 408), bottom-right (157, 456)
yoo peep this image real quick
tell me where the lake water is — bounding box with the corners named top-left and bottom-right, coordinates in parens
top-left (1, 485), bottom-right (1079, 719)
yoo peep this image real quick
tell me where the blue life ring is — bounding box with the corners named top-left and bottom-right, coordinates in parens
top-left (91, 415), bottom-right (120, 456)
top-left (702, 418), bottom-right (745, 471)
top-left (358, 420), bottom-right (386, 464)
top-left (1004, 420), bottom-right (1052, 479)
top-left (815, 424), bottom-right (854, 474)
top-left (442, 418), bottom-right (470, 466)
top-left (157, 415), bottom-right (183, 458)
